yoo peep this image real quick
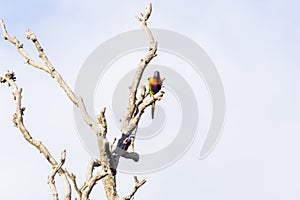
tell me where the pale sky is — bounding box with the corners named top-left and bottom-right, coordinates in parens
top-left (0, 0), bottom-right (300, 199)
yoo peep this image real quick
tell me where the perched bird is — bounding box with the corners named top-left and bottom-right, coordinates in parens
top-left (148, 71), bottom-right (162, 119)
top-left (116, 134), bottom-right (135, 151)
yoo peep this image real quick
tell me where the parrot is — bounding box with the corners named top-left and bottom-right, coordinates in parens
top-left (148, 71), bottom-right (162, 119)
top-left (116, 134), bottom-right (135, 151)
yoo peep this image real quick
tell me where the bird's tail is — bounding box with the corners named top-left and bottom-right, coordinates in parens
top-left (151, 102), bottom-right (155, 119)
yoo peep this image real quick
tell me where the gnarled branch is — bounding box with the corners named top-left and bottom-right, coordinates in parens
top-left (0, 71), bottom-right (71, 200)
top-left (121, 3), bottom-right (158, 135)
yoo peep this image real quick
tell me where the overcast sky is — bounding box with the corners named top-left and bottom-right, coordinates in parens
top-left (0, 0), bottom-right (300, 199)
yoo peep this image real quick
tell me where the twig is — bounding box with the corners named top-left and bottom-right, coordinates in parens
top-left (82, 172), bottom-right (108, 200)
top-left (0, 20), bottom-right (50, 73)
top-left (122, 176), bottom-right (147, 200)
top-left (128, 89), bottom-right (164, 133)
top-left (67, 172), bottom-right (82, 198)
top-left (48, 150), bottom-right (67, 200)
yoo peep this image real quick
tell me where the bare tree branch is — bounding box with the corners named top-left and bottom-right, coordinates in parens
top-left (85, 160), bottom-right (101, 183)
top-left (98, 108), bottom-right (108, 136)
top-left (79, 160), bottom-right (101, 192)
top-left (121, 3), bottom-right (158, 135)
top-left (78, 97), bottom-right (101, 134)
top-left (1, 71), bottom-right (109, 200)
top-left (0, 20), bottom-right (50, 73)
top-left (134, 85), bottom-right (148, 113)
top-left (48, 150), bottom-right (67, 200)
top-left (0, 19), bottom-right (101, 134)
top-left (0, 71), bottom-right (71, 200)
top-left (82, 172), bottom-right (108, 200)
top-left (0, 20), bottom-right (115, 199)
top-left (121, 176), bottom-right (147, 200)
top-left (67, 172), bottom-right (82, 198)
top-left (25, 29), bottom-right (76, 104)
top-left (26, 29), bottom-right (55, 72)
top-left (66, 159), bottom-right (107, 200)
top-left (128, 89), bottom-right (164, 132)
top-left (0, 18), bottom-right (111, 199)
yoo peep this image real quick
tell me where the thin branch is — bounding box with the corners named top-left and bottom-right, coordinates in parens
top-left (82, 160), bottom-right (101, 188)
top-left (122, 176), bottom-right (147, 200)
top-left (85, 160), bottom-right (97, 183)
top-left (48, 150), bottom-right (67, 200)
top-left (82, 172), bottom-right (108, 200)
top-left (25, 29), bottom-right (79, 105)
top-left (0, 20), bottom-right (50, 73)
top-left (26, 29), bottom-right (55, 72)
top-left (78, 97), bottom-right (100, 134)
top-left (121, 3), bottom-right (157, 134)
top-left (128, 89), bottom-right (164, 132)
top-left (97, 107), bottom-right (108, 136)
top-left (67, 172), bottom-right (82, 198)
top-left (134, 85), bottom-right (148, 112)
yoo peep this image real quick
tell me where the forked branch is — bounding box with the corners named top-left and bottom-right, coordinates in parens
top-left (0, 19), bottom-right (102, 134)
top-left (122, 176), bottom-right (147, 200)
top-left (121, 3), bottom-right (160, 135)
top-left (48, 150), bottom-right (67, 200)
top-left (0, 71), bottom-right (71, 200)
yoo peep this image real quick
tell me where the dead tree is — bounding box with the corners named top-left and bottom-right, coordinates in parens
top-left (0, 3), bottom-right (164, 200)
